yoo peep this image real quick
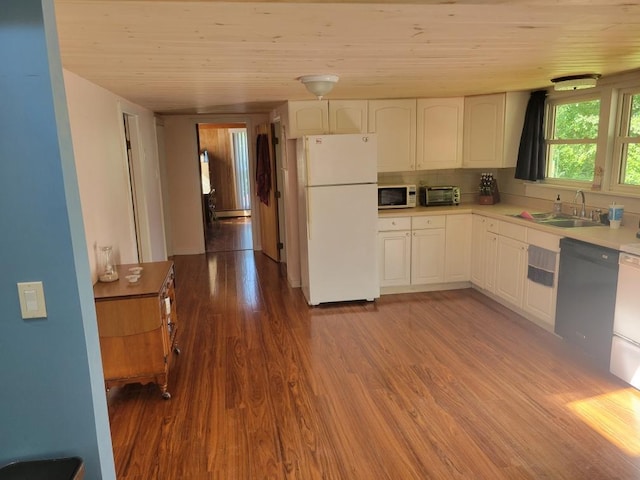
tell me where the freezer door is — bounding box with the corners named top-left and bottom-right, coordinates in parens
top-left (304, 134), bottom-right (377, 186)
top-left (613, 253), bottom-right (640, 342)
top-left (610, 335), bottom-right (640, 389)
top-left (304, 183), bottom-right (379, 305)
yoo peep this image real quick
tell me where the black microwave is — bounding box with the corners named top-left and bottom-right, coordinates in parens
top-left (377, 184), bottom-right (417, 209)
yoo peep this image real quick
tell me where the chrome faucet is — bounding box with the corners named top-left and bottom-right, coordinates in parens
top-left (574, 189), bottom-right (586, 218)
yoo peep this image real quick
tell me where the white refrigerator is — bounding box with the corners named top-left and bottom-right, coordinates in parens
top-left (610, 247), bottom-right (640, 389)
top-left (296, 134), bottom-right (379, 306)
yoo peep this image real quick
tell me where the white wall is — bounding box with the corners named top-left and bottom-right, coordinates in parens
top-left (64, 69), bottom-right (166, 280)
top-left (161, 113), bottom-right (268, 256)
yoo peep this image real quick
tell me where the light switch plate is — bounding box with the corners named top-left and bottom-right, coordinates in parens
top-left (17, 281), bottom-right (47, 319)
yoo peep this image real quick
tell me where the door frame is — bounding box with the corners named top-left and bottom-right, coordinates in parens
top-left (120, 110), bottom-right (148, 262)
top-left (189, 115), bottom-right (263, 252)
top-left (272, 121), bottom-right (287, 262)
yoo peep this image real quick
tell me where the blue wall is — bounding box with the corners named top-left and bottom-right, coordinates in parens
top-left (0, 1), bottom-right (115, 478)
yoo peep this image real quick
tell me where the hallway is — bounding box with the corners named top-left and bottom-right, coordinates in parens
top-left (205, 217), bottom-right (253, 253)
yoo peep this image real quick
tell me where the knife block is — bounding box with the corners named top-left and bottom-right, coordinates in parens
top-left (478, 179), bottom-right (500, 205)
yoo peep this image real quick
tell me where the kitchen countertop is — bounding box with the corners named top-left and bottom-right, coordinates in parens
top-left (378, 203), bottom-right (640, 252)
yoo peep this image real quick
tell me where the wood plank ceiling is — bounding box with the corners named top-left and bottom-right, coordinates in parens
top-left (54, 0), bottom-right (640, 114)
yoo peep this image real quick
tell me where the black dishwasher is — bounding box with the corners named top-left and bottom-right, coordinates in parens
top-left (555, 238), bottom-right (619, 369)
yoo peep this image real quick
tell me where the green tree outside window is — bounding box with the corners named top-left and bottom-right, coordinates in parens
top-left (547, 99), bottom-right (600, 181)
top-left (620, 94), bottom-right (640, 185)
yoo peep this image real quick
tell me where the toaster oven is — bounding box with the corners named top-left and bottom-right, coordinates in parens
top-left (419, 186), bottom-right (460, 206)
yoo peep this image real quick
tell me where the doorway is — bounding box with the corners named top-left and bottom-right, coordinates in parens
top-left (197, 123), bottom-right (253, 253)
top-left (122, 113), bottom-right (141, 262)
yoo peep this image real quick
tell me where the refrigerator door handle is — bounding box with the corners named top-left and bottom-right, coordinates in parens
top-left (305, 142), bottom-right (312, 240)
top-left (307, 187), bottom-right (312, 240)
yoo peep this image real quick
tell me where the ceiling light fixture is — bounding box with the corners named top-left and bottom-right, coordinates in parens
top-left (551, 74), bottom-right (601, 91)
top-left (298, 74), bottom-right (339, 100)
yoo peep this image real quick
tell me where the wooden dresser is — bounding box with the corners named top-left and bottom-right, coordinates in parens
top-left (93, 261), bottom-right (179, 399)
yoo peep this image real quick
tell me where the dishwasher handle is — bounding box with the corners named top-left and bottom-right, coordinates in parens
top-left (620, 252), bottom-right (640, 268)
top-left (560, 238), bottom-right (619, 267)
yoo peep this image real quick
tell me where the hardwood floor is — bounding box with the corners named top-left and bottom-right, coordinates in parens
top-left (107, 251), bottom-right (640, 479)
top-left (205, 217), bottom-right (253, 252)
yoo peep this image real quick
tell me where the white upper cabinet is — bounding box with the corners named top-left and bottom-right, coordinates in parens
top-left (416, 98), bottom-right (464, 170)
top-left (329, 100), bottom-right (368, 134)
top-left (462, 92), bottom-right (529, 168)
top-left (287, 100), bottom-right (329, 138)
top-left (287, 100), bottom-right (368, 137)
top-left (368, 99), bottom-right (417, 173)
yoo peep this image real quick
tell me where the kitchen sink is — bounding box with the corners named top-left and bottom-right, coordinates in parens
top-left (507, 212), bottom-right (603, 228)
top-left (539, 218), bottom-right (603, 228)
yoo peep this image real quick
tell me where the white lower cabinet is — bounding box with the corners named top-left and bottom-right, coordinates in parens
top-left (378, 217), bottom-right (412, 287)
top-left (411, 216), bottom-right (446, 284)
top-left (495, 235), bottom-right (527, 308)
top-left (378, 214), bottom-right (471, 289)
top-left (484, 231), bottom-right (498, 293)
top-left (486, 220), bottom-right (527, 307)
top-left (522, 229), bottom-right (561, 328)
top-left (379, 212), bottom-right (560, 329)
top-left (470, 215), bottom-right (489, 287)
top-left (445, 214), bottom-right (472, 282)
top-left (471, 214), bottom-right (560, 330)
top-left (523, 277), bottom-right (556, 326)
top-left (479, 217), bottom-right (500, 293)
top-left (378, 230), bottom-right (411, 287)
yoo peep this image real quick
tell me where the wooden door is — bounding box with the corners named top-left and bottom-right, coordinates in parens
top-left (255, 123), bottom-right (279, 262)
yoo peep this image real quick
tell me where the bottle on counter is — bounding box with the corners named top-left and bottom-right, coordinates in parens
top-left (553, 194), bottom-right (562, 214)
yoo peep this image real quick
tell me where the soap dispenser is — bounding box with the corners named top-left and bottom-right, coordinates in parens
top-left (553, 194), bottom-right (562, 214)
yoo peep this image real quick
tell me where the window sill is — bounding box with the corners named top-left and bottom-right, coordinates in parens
top-left (523, 181), bottom-right (640, 201)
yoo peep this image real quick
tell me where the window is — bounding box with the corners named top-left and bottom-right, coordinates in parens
top-left (613, 91), bottom-right (640, 187)
top-left (546, 98), bottom-right (601, 182)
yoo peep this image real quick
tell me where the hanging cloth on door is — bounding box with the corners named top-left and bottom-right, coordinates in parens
top-left (527, 245), bottom-right (556, 287)
top-left (256, 133), bottom-right (271, 205)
